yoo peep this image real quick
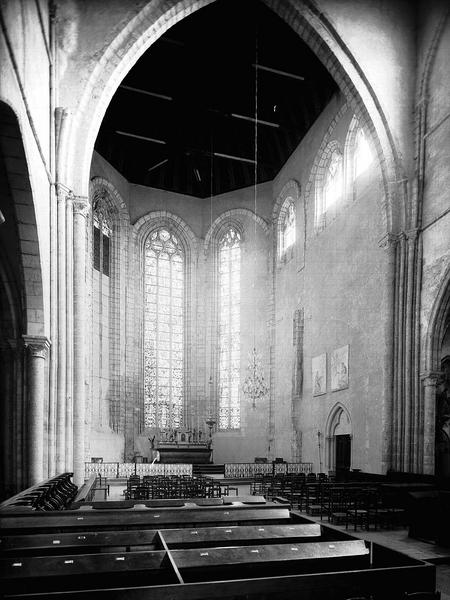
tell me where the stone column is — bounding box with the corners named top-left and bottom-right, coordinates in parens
top-left (66, 191), bottom-right (74, 469)
top-left (378, 232), bottom-right (397, 473)
top-left (56, 184), bottom-right (67, 473)
top-left (422, 372), bottom-right (440, 475)
top-left (73, 197), bottom-right (90, 486)
top-left (404, 229), bottom-right (418, 471)
top-left (23, 336), bottom-right (50, 486)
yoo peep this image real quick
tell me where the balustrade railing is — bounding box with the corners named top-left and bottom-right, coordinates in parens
top-left (84, 463), bottom-right (193, 479)
top-left (224, 462), bottom-right (313, 478)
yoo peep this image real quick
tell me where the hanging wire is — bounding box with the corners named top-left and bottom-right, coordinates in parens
top-left (253, 22), bottom-right (258, 351)
top-left (209, 132), bottom-right (214, 423)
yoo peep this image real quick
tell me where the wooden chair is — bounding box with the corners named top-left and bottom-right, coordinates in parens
top-left (346, 489), bottom-right (369, 531)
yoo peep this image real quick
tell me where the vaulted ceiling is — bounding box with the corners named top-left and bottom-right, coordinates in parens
top-left (94, 0), bottom-right (338, 198)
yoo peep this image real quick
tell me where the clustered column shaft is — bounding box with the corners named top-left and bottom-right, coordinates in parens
top-left (72, 197), bottom-right (90, 486)
top-left (23, 336), bottom-right (50, 485)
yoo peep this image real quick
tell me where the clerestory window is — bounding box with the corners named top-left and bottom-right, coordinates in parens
top-left (218, 227), bottom-right (241, 430)
top-left (144, 228), bottom-right (184, 429)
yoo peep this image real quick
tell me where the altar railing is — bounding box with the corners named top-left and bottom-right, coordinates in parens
top-left (84, 463), bottom-right (192, 479)
top-left (224, 462), bottom-right (313, 478)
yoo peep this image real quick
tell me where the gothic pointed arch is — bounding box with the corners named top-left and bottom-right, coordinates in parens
top-left (86, 178), bottom-right (130, 457)
top-left (0, 100), bottom-right (46, 496)
top-left (129, 212), bottom-right (198, 454)
top-left (204, 209), bottom-right (269, 254)
top-left (325, 402), bottom-right (352, 472)
top-left (64, 0), bottom-right (404, 235)
top-left (273, 180), bottom-right (301, 261)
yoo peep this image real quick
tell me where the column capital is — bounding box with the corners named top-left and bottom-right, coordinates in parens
top-left (55, 183), bottom-right (73, 203)
top-left (420, 371), bottom-right (443, 387)
top-left (22, 335), bottom-right (51, 359)
top-left (378, 232), bottom-right (398, 250)
top-left (73, 196), bottom-right (90, 218)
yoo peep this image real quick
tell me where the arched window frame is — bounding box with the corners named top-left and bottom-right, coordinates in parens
top-left (278, 198), bottom-right (296, 260)
top-left (315, 141), bottom-right (344, 230)
top-left (92, 192), bottom-right (113, 277)
top-left (216, 224), bottom-right (242, 431)
top-left (143, 226), bottom-right (186, 430)
top-left (88, 179), bottom-right (130, 437)
top-left (205, 220), bottom-right (245, 433)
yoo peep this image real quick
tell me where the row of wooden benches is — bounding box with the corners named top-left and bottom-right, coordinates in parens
top-left (0, 498), bottom-right (438, 600)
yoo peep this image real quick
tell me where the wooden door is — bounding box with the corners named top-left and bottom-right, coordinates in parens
top-left (335, 434), bottom-right (351, 473)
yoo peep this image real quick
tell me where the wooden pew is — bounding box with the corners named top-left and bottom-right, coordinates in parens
top-left (161, 523), bottom-right (321, 548)
top-left (173, 539), bottom-right (370, 581)
top-left (0, 500), bottom-right (437, 600)
top-left (0, 539), bottom-right (369, 594)
top-left (1, 549), bottom-right (177, 594)
top-left (0, 501), bottom-right (291, 534)
top-left (0, 524), bottom-right (321, 556)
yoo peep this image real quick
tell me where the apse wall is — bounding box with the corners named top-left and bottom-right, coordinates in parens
top-left (89, 84), bottom-right (388, 472)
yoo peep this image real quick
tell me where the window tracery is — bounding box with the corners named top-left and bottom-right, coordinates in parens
top-left (144, 228), bottom-right (184, 429)
top-left (93, 191), bottom-right (113, 276)
top-left (218, 227), bottom-right (241, 430)
top-left (279, 200), bottom-right (296, 257)
top-left (315, 143), bottom-right (343, 229)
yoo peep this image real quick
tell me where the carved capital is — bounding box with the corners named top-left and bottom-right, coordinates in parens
top-left (378, 232), bottom-right (398, 251)
top-left (22, 335), bottom-right (51, 359)
top-left (55, 183), bottom-right (73, 204)
top-left (420, 371), bottom-right (443, 387)
top-left (72, 196), bottom-right (90, 218)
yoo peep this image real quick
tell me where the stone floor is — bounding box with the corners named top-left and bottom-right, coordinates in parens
top-left (103, 479), bottom-right (450, 598)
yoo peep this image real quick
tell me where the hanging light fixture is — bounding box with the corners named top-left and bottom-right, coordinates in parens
top-left (243, 347), bottom-right (269, 409)
top-left (242, 24), bottom-right (269, 410)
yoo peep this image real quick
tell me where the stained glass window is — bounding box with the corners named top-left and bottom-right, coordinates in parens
top-left (144, 228), bottom-right (184, 429)
top-left (93, 209), bottom-right (112, 276)
top-left (93, 225), bottom-right (101, 271)
top-left (279, 200), bottom-right (295, 257)
top-left (218, 227), bottom-right (241, 430)
top-left (354, 128), bottom-right (373, 178)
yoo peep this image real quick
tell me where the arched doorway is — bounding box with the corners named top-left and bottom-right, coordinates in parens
top-left (325, 403), bottom-right (352, 477)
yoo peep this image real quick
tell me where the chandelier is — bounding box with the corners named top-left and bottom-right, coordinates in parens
top-left (242, 347), bottom-right (269, 408)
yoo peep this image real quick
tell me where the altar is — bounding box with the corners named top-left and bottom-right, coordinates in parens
top-left (157, 443), bottom-right (212, 464)
top-left (152, 428), bottom-right (213, 464)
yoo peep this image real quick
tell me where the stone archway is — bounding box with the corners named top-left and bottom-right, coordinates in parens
top-left (0, 100), bottom-right (47, 493)
top-left (325, 402), bottom-right (352, 474)
top-left (61, 0), bottom-right (404, 234)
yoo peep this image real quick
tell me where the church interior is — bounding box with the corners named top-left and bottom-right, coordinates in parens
top-left (1, 0), bottom-right (450, 598)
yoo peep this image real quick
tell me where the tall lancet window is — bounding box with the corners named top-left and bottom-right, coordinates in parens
top-left (323, 149), bottom-right (343, 212)
top-left (93, 205), bottom-right (112, 276)
top-left (279, 200), bottom-right (296, 258)
top-left (144, 228), bottom-right (184, 429)
top-left (218, 227), bottom-right (241, 430)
